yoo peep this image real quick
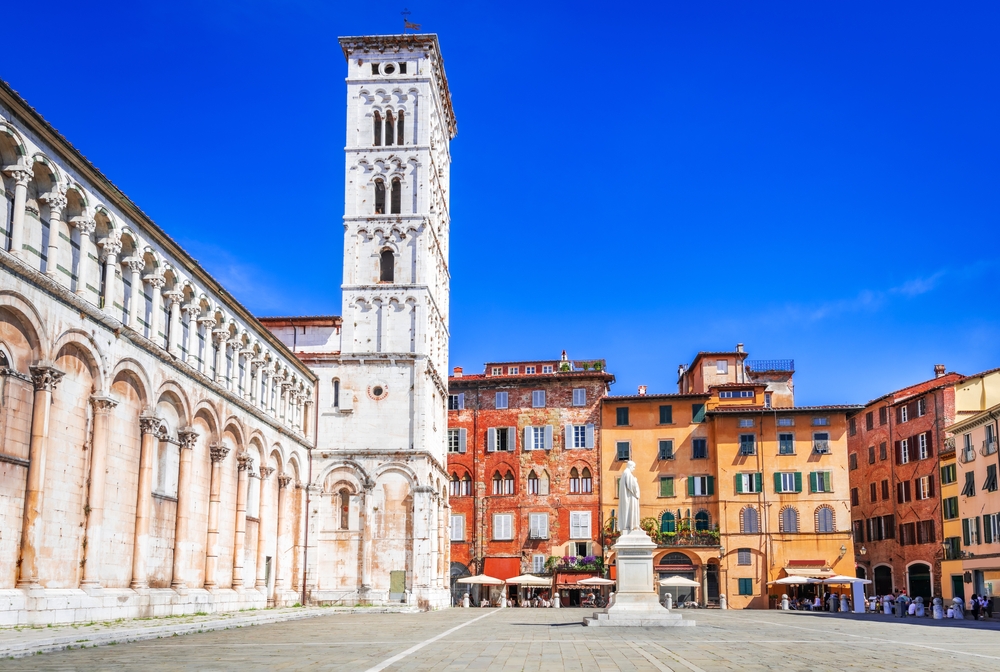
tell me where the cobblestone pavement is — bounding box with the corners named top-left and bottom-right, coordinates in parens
top-left (5, 608), bottom-right (1000, 671)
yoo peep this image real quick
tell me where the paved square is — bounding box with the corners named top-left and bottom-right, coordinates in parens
top-left (6, 609), bottom-right (1000, 671)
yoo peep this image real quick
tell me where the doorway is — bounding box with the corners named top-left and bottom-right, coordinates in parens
top-left (874, 565), bottom-right (892, 595)
top-left (951, 575), bottom-right (965, 602)
top-left (706, 563), bottom-right (719, 605)
top-left (907, 563), bottom-right (931, 601)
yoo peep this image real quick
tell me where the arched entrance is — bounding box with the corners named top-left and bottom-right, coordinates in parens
top-left (656, 551), bottom-right (698, 606)
top-left (450, 562), bottom-right (471, 606)
top-left (907, 563), bottom-right (931, 601)
top-left (874, 565), bottom-right (892, 596)
top-left (706, 560), bottom-right (720, 605)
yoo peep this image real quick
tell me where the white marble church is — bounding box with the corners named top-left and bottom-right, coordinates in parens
top-left (0, 33), bottom-right (454, 625)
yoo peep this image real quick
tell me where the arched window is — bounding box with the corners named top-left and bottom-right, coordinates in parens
top-left (815, 506), bottom-right (835, 533)
top-left (374, 179), bottom-right (386, 214)
top-left (339, 488), bottom-right (350, 530)
top-left (333, 378), bottom-right (340, 408)
top-left (396, 110), bottom-right (405, 145)
top-left (390, 177), bottom-right (401, 214)
top-left (743, 506), bottom-right (760, 534)
top-left (694, 510), bottom-right (711, 532)
top-left (581, 467), bottom-right (593, 493)
top-left (449, 473), bottom-right (460, 497)
top-left (504, 471), bottom-right (515, 495)
top-left (569, 467), bottom-right (580, 493)
top-left (0, 349), bottom-right (9, 368)
top-left (780, 506), bottom-right (799, 533)
top-left (492, 471), bottom-right (502, 495)
top-left (379, 249), bottom-right (394, 282)
top-left (461, 473), bottom-right (472, 496)
top-left (373, 111), bottom-right (382, 146)
top-left (385, 110), bottom-right (395, 146)
top-left (660, 511), bottom-right (676, 533)
top-left (528, 470), bottom-right (539, 495)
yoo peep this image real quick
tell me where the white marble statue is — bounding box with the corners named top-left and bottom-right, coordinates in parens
top-left (619, 460), bottom-right (641, 532)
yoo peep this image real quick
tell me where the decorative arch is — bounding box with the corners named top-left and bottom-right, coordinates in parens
top-left (694, 509), bottom-right (711, 532)
top-left (316, 459), bottom-right (372, 488)
top-left (110, 359), bottom-right (150, 407)
top-left (153, 381), bottom-right (192, 427)
top-left (740, 506), bottom-right (760, 534)
top-left (372, 461), bottom-right (420, 487)
top-left (0, 290), bottom-right (47, 364)
top-left (52, 329), bottom-right (106, 388)
top-left (814, 505), bottom-right (836, 533)
top-left (0, 122), bottom-right (28, 164)
top-left (779, 505), bottom-right (799, 533)
top-left (192, 401), bottom-right (222, 440)
top-left (660, 510), bottom-right (676, 534)
top-left (222, 416), bottom-right (247, 450)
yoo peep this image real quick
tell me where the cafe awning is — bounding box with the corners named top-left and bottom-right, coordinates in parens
top-left (784, 560), bottom-right (834, 578)
top-left (483, 557), bottom-right (521, 582)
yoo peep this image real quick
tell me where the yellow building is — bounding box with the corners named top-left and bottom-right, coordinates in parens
top-left (600, 347), bottom-right (860, 609)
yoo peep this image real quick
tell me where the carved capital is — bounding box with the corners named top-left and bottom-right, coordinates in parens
top-left (3, 166), bottom-right (33, 187)
top-left (29, 365), bottom-right (64, 392)
top-left (198, 316), bottom-right (217, 329)
top-left (277, 475), bottom-right (293, 489)
top-left (163, 290), bottom-right (184, 306)
top-left (294, 480), bottom-right (304, 490)
top-left (71, 216), bottom-right (96, 235)
top-left (124, 256), bottom-right (144, 273)
top-left (139, 415), bottom-right (164, 435)
top-left (100, 237), bottom-right (122, 259)
top-left (236, 451), bottom-right (253, 471)
top-left (250, 357), bottom-right (266, 371)
top-left (144, 274), bottom-right (166, 289)
top-left (40, 191), bottom-right (67, 217)
top-left (259, 466), bottom-right (275, 480)
top-left (177, 427), bottom-right (199, 449)
top-left (212, 328), bottom-right (229, 345)
top-left (90, 394), bottom-right (118, 414)
top-left (209, 443), bottom-right (230, 463)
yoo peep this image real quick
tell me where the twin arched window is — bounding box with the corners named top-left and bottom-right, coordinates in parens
top-left (374, 178), bottom-right (402, 215)
top-left (450, 472), bottom-right (473, 497)
top-left (779, 506), bottom-right (799, 533)
top-left (569, 467), bottom-right (593, 494)
top-left (492, 470), bottom-right (515, 495)
top-left (740, 506), bottom-right (760, 534)
top-left (373, 110), bottom-right (405, 147)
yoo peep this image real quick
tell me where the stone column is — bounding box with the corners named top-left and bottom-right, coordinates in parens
top-left (163, 291), bottom-right (183, 357)
top-left (170, 428), bottom-right (199, 589)
top-left (130, 414), bottom-right (162, 589)
top-left (255, 466), bottom-right (275, 594)
top-left (124, 257), bottom-right (144, 330)
top-left (231, 451), bottom-right (253, 589)
top-left (145, 275), bottom-right (165, 347)
top-left (81, 394), bottom-right (118, 589)
top-left (240, 349), bottom-right (255, 399)
top-left (212, 329), bottom-right (228, 384)
top-left (273, 475), bottom-right (292, 596)
top-left (303, 400), bottom-right (313, 440)
top-left (411, 486), bottom-right (433, 591)
top-left (291, 481), bottom-right (304, 592)
top-left (70, 217), bottom-right (96, 297)
top-left (197, 318), bottom-right (216, 374)
top-left (181, 305), bottom-right (199, 365)
top-left (16, 365), bottom-right (64, 588)
top-left (203, 443), bottom-right (230, 589)
top-left (40, 190), bottom-right (67, 281)
top-left (305, 483), bottom-right (321, 599)
top-left (280, 382), bottom-right (291, 425)
top-left (270, 374), bottom-right (281, 414)
top-left (99, 236), bottom-right (121, 318)
top-left (249, 359), bottom-right (263, 405)
top-left (2, 165), bottom-right (31, 259)
top-left (359, 481), bottom-right (375, 595)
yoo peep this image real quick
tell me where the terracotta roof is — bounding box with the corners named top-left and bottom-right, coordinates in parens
top-left (709, 382), bottom-right (764, 389)
top-left (604, 392), bottom-right (710, 401)
top-left (449, 370), bottom-right (614, 383)
top-left (865, 372), bottom-right (964, 407)
top-left (957, 366), bottom-right (1000, 384)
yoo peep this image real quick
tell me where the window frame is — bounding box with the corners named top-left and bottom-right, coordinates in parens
top-left (492, 513), bottom-right (513, 540)
top-left (532, 390), bottom-right (546, 408)
top-left (495, 391), bottom-right (508, 409)
top-left (572, 388), bottom-right (586, 407)
top-left (616, 441), bottom-right (631, 462)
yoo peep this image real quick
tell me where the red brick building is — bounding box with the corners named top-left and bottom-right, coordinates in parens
top-left (848, 366), bottom-right (962, 600)
top-left (446, 353), bottom-right (613, 604)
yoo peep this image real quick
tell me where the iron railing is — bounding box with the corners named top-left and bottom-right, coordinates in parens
top-left (746, 359), bottom-right (795, 373)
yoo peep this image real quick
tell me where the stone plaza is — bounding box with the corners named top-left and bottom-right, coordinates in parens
top-left (5, 608), bottom-right (1000, 670)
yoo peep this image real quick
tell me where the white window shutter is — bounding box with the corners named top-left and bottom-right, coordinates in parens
top-left (585, 423), bottom-right (595, 449)
top-left (581, 511), bottom-right (591, 538)
top-left (540, 473), bottom-right (549, 495)
top-left (459, 428), bottom-right (468, 453)
top-left (565, 424), bottom-right (573, 449)
top-left (457, 392), bottom-right (465, 410)
top-left (487, 427), bottom-right (496, 452)
top-left (544, 425), bottom-right (553, 450)
top-left (540, 514), bottom-right (548, 538)
top-left (570, 512), bottom-right (581, 539)
top-left (507, 427), bottom-right (516, 452)
top-left (524, 426), bottom-right (532, 451)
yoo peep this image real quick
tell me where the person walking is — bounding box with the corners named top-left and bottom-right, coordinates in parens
top-left (971, 594), bottom-right (981, 620)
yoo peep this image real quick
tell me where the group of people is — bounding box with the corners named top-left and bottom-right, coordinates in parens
top-left (966, 594), bottom-right (994, 620)
top-left (865, 590), bottom-right (994, 619)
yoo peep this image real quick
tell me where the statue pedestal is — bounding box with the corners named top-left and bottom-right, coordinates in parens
top-left (583, 530), bottom-right (694, 627)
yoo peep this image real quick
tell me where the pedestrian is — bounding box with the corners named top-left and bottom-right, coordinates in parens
top-left (984, 595), bottom-right (993, 619)
top-left (971, 594), bottom-right (981, 620)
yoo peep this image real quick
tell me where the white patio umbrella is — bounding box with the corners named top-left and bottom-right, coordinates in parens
top-left (822, 575), bottom-right (871, 584)
top-left (577, 577), bottom-right (615, 586)
top-left (658, 576), bottom-right (701, 587)
top-left (456, 574), bottom-right (505, 585)
top-left (504, 574), bottom-right (551, 586)
top-left (768, 575), bottom-right (822, 585)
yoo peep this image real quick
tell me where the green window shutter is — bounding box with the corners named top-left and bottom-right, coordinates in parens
top-left (734, 474), bottom-right (743, 494)
top-left (755, 472), bottom-right (763, 493)
top-left (794, 472), bottom-right (803, 493)
top-left (823, 472), bottom-right (832, 492)
top-left (660, 478), bottom-right (672, 497)
top-left (774, 473), bottom-right (782, 493)
top-left (687, 477), bottom-right (695, 496)
top-left (707, 476), bottom-right (715, 496)
top-left (809, 472), bottom-right (818, 493)
top-left (692, 403), bottom-right (706, 423)
top-left (963, 519), bottom-right (971, 546)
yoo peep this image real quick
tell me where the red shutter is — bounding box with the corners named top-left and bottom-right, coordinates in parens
top-left (904, 480), bottom-right (911, 502)
top-left (928, 474), bottom-right (935, 498)
top-left (895, 441), bottom-right (902, 464)
top-left (897, 482), bottom-right (904, 504)
top-left (908, 401), bottom-right (918, 420)
top-left (896, 407), bottom-right (903, 424)
top-left (925, 431), bottom-right (934, 457)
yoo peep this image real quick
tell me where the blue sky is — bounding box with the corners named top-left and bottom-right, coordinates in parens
top-left (4, 1), bottom-right (1000, 405)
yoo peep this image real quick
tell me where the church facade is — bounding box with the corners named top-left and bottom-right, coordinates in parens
top-left (0, 32), bottom-right (454, 624)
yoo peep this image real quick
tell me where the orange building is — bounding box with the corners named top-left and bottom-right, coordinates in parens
top-left (600, 345), bottom-right (860, 608)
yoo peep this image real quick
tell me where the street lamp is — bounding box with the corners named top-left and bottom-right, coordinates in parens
top-left (718, 546), bottom-right (725, 559)
top-left (859, 545), bottom-right (867, 556)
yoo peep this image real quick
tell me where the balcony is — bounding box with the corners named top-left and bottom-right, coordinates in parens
top-left (657, 532), bottom-right (722, 548)
top-left (982, 440), bottom-right (997, 457)
top-left (813, 440), bottom-right (831, 454)
top-left (941, 437), bottom-right (956, 456)
top-left (746, 359), bottom-right (795, 373)
top-left (962, 446), bottom-right (976, 463)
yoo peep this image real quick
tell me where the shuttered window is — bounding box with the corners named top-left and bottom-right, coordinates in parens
top-left (532, 390), bottom-right (546, 408)
top-left (809, 471), bottom-right (832, 493)
top-left (572, 388), bottom-right (586, 406)
top-left (734, 473), bottom-right (763, 494)
top-left (778, 433), bottom-right (795, 455)
top-left (659, 476), bottom-right (674, 497)
top-left (775, 472), bottom-right (802, 493)
top-left (659, 405), bottom-right (673, 424)
top-left (495, 391), bottom-right (508, 409)
top-left (692, 404), bottom-right (706, 423)
top-left (738, 578), bottom-right (753, 595)
top-left (692, 438), bottom-right (708, 459)
top-left (737, 549), bottom-right (751, 565)
top-left (493, 514), bottom-right (513, 540)
top-left (943, 496), bottom-right (959, 520)
top-left (570, 511), bottom-right (592, 539)
top-left (450, 515), bottom-right (464, 541)
top-left (616, 441), bottom-right (631, 461)
top-left (529, 513), bottom-right (548, 539)
top-left (658, 440), bottom-right (674, 460)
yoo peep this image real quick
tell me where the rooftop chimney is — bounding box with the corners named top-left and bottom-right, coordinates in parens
top-left (736, 343), bottom-right (745, 353)
top-left (678, 364), bottom-right (686, 377)
top-left (934, 364), bottom-right (946, 378)
top-left (638, 385), bottom-right (647, 396)
top-left (453, 366), bottom-right (463, 378)
top-left (561, 350), bottom-right (568, 362)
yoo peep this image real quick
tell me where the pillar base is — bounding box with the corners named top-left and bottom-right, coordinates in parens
top-left (80, 582), bottom-right (104, 596)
